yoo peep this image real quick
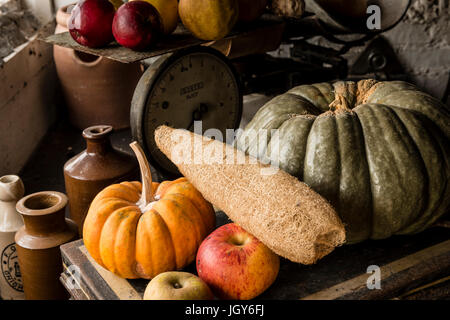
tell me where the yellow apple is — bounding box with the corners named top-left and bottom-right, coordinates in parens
top-left (143, 272), bottom-right (214, 300)
top-left (109, 0), bottom-right (124, 10)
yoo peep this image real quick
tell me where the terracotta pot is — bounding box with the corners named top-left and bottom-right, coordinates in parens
top-left (64, 125), bottom-right (139, 236)
top-left (54, 4), bottom-right (143, 130)
top-left (15, 191), bottom-right (77, 300)
top-left (0, 175), bottom-right (25, 300)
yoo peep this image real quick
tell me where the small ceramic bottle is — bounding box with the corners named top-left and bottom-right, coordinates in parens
top-left (15, 191), bottom-right (78, 300)
top-left (0, 175), bottom-right (25, 300)
top-left (64, 125), bottom-right (139, 236)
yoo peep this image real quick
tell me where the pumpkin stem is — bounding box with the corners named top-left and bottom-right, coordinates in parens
top-left (329, 94), bottom-right (351, 111)
top-left (329, 81), bottom-right (356, 112)
top-left (130, 142), bottom-right (155, 205)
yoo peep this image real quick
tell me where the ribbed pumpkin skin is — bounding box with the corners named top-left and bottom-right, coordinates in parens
top-left (237, 80), bottom-right (450, 243)
top-left (83, 178), bottom-right (216, 279)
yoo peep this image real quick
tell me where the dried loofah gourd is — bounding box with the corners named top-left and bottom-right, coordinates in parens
top-left (155, 125), bottom-right (346, 265)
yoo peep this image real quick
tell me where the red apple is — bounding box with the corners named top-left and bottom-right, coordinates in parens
top-left (68, 0), bottom-right (115, 48)
top-left (196, 223), bottom-right (280, 300)
top-left (143, 272), bottom-right (214, 300)
top-left (112, 1), bottom-right (162, 51)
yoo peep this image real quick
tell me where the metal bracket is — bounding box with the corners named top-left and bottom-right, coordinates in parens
top-left (290, 40), bottom-right (348, 79)
top-left (349, 36), bottom-right (406, 80)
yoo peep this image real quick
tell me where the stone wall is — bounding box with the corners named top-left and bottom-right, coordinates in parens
top-left (272, 0), bottom-right (449, 104)
top-left (383, 0), bottom-right (449, 102)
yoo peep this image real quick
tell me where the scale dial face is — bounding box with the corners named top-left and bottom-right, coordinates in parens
top-left (131, 47), bottom-right (242, 177)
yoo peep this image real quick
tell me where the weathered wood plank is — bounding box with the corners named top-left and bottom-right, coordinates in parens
top-left (0, 21), bottom-right (57, 176)
top-left (61, 239), bottom-right (119, 300)
top-left (60, 263), bottom-right (91, 300)
top-left (301, 240), bottom-right (450, 300)
top-left (60, 225), bottom-right (450, 300)
top-left (259, 226), bottom-right (450, 299)
top-left (79, 246), bottom-right (142, 300)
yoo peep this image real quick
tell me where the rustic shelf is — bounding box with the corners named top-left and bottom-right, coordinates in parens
top-left (42, 17), bottom-right (285, 64)
top-left (60, 227), bottom-right (450, 300)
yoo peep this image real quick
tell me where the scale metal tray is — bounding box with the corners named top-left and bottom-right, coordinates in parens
top-left (43, 16), bottom-right (286, 64)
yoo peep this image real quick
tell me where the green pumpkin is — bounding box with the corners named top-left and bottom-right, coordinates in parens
top-left (237, 80), bottom-right (450, 243)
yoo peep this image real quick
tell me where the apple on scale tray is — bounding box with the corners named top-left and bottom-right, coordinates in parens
top-left (43, 15), bottom-right (285, 64)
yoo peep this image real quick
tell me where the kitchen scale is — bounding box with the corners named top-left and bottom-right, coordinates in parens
top-left (130, 46), bottom-right (243, 178)
top-left (44, 19), bottom-right (283, 179)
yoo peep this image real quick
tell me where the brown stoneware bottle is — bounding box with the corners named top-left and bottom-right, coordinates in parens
top-left (64, 125), bottom-right (139, 236)
top-left (15, 191), bottom-right (77, 300)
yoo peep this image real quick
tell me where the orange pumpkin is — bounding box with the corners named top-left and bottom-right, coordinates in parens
top-left (83, 142), bottom-right (216, 279)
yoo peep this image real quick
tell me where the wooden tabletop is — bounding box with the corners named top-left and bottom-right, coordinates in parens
top-left (60, 213), bottom-right (450, 300)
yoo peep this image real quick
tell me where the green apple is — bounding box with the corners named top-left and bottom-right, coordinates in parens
top-left (143, 271), bottom-right (214, 300)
